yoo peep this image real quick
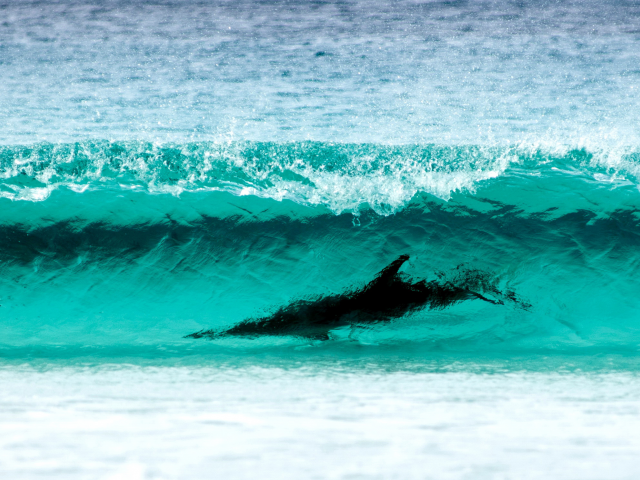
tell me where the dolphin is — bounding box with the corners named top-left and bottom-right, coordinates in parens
top-left (186, 254), bottom-right (506, 341)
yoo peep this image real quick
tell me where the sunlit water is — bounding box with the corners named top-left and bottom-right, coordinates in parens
top-left (2, 359), bottom-right (640, 480)
top-left (1, 0), bottom-right (640, 478)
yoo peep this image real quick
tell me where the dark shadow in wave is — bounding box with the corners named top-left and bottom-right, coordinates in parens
top-left (1, 204), bottom-right (638, 267)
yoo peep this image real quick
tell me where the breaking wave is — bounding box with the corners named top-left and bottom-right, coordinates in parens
top-left (1, 140), bottom-right (639, 214)
top-left (0, 140), bottom-right (639, 357)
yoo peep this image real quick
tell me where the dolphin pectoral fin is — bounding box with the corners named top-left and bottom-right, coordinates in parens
top-left (365, 254), bottom-right (410, 289)
top-left (305, 332), bottom-right (331, 341)
top-left (348, 323), bottom-right (373, 340)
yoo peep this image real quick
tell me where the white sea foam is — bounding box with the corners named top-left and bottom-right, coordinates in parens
top-left (2, 364), bottom-right (640, 480)
top-left (0, 141), bottom-right (638, 215)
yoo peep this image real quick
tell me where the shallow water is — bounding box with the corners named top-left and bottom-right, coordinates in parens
top-left (2, 360), bottom-right (640, 480)
top-left (1, 0), bottom-right (640, 478)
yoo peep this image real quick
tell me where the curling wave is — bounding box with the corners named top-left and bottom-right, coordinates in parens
top-left (1, 140), bottom-right (639, 215)
top-left (0, 141), bottom-right (639, 356)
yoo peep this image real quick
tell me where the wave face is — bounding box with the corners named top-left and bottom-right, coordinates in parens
top-left (1, 141), bottom-right (639, 356)
top-left (1, 0), bottom-right (640, 360)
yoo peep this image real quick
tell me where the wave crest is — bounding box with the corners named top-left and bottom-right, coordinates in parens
top-left (1, 141), bottom-right (639, 215)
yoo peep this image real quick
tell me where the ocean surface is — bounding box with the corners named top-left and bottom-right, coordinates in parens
top-left (1, 0), bottom-right (640, 478)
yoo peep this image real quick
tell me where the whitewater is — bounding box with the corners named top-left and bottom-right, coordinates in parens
top-left (1, 1), bottom-right (640, 479)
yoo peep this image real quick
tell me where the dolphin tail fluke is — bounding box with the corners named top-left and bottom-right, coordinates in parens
top-left (184, 329), bottom-right (219, 339)
top-left (184, 329), bottom-right (205, 339)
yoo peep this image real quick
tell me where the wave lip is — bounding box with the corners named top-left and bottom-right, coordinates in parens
top-left (2, 140), bottom-right (639, 214)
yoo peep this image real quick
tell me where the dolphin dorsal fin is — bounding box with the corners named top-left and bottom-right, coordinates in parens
top-left (365, 254), bottom-right (410, 289)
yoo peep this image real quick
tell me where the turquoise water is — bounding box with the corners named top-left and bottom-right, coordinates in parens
top-left (1, 1), bottom-right (640, 478)
top-left (1, 140), bottom-right (639, 355)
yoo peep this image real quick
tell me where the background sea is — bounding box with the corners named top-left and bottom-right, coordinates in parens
top-left (1, 0), bottom-right (640, 478)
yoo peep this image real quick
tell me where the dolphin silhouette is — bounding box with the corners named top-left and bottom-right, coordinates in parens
top-left (186, 254), bottom-right (506, 341)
